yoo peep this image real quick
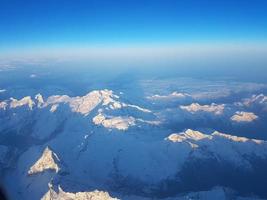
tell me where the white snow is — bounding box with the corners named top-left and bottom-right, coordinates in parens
top-left (0, 101), bottom-right (8, 110)
top-left (28, 147), bottom-right (60, 175)
top-left (147, 91), bottom-right (189, 100)
top-left (166, 129), bottom-right (267, 166)
top-left (50, 104), bottom-right (59, 113)
top-left (1, 88), bottom-right (267, 200)
top-left (10, 96), bottom-right (35, 110)
top-left (237, 94), bottom-right (267, 111)
top-left (41, 184), bottom-right (119, 200)
top-left (167, 129), bottom-right (263, 145)
top-left (136, 118), bottom-right (161, 125)
top-left (231, 111), bottom-right (258, 122)
top-left (35, 93), bottom-right (44, 107)
top-left (166, 129), bottom-right (211, 143)
top-left (2, 90), bottom-right (152, 123)
top-left (35, 90), bottom-right (114, 115)
top-left (180, 103), bottom-right (225, 115)
top-left (126, 104), bottom-right (151, 113)
top-left (212, 131), bottom-right (262, 144)
top-left (93, 113), bottom-right (136, 130)
top-left (43, 89), bottom-right (150, 116)
top-left (242, 94), bottom-right (267, 107)
top-left (69, 90), bottom-right (111, 115)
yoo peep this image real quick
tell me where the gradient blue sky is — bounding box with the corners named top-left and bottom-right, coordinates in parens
top-left (1, 0), bottom-right (267, 57)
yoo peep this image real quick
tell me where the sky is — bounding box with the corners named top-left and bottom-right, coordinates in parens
top-left (0, 0), bottom-right (267, 58)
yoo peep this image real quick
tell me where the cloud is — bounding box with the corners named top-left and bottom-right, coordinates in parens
top-left (231, 111), bottom-right (258, 122)
top-left (0, 63), bottom-right (16, 71)
top-left (141, 78), bottom-right (266, 102)
top-left (180, 103), bottom-right (225, 115)
top-left (30, 74), bottom-right (37, 78)
top-left (0, 89), bottom-right (6, 93)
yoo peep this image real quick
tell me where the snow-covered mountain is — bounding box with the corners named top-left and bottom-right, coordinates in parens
top-left (41, 183), bottom-right (119, 200)
top-left (28, 147), bottom-right (60, 175)
top-left (0, 89), bottom-right (267, 200)
top-left (41, 185), bottom-right (264, 200)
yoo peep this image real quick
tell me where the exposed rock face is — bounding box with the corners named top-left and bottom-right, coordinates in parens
top-left (41, 184), bottom-right (119, 200)
top-left (28, 147), bottom-right (60, 175)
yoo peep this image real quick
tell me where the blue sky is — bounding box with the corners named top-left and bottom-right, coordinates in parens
top-left (0, 0), bottom-right (267, 56)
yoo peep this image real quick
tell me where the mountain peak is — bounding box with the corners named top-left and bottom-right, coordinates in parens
top-left (35, 93), bottom-right (44, 107)
top-left (180, 103), bottom-right (225, 115)
top-left (41, 184), bottom-right (119, 200)
top-left (0, 101), bottom-right (7, 110)
top-left (166, 129), bottom-right (211, 142)
top-left (10, 96), bottom-right (35, 110)
top-left (28, 146), bottom-right (60, 175)
top-left (231, 111), bottom-right (258, 122)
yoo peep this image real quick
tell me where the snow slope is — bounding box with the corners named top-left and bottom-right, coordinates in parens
top-left (0, 89), bottom-right (267, 199)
